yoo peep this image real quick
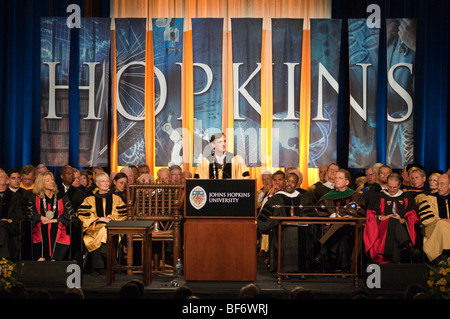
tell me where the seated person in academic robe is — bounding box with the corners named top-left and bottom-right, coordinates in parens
top-left (195, 132), bottom-right (249, 179)
top-left (0, 170), bottom-right (26, 261)
top-left (28, 172), bottom-right (73, 261)
top-left (406, 167), bottom-right (430, 204)
top-left (77, 172), bottom-right (127, 275)
top-left (256, 171), bottom-right (273, 258)
top-left (314, 169), bottom-right (366, 272)
top-left (7, 169), bottom-right (32, 205)
top-left (416, 173), bottom-right (450, 263)
top-left (363, 165), bottom-right (392, 209)
top-left (312, 163), bottom-right (339, 203)
top-left (306, 165), bottom-right (328, 194)
top-left (363, 173), bottom-right (421, 264)
top-left (20, 164), bottom-right (35, 192)
top-left (257, 173), bottom-right (317, 275)
top-left (58, 165), bottom-right (87, 259)
top-left (58, 165), bottom-right (86, 213)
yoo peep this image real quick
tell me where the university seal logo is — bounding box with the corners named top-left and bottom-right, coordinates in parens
top-left (189, 186), bottom-right (207, 210)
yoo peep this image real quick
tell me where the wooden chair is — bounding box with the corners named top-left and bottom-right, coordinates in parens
top-left (125, 183), bottom-right (184, 274)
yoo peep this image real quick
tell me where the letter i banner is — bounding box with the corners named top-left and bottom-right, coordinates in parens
top-left (308, 19), bottom-right (342, 168)
top-left (78, 18), bottom-right (111, 167)
top-left (115, 18), bottom-right (147, 166)
top-left (231, 18), bottom-right (263, 167)
top-left (386, 19), bottom-right (416, 169)
top-left (152, 18), bottom-right (184, 167)
top-left (40, 18), bottom-right (71, 166)
top-left (348, 19), bottom-right (380, 168)
top-left (192, 18), bottom-right (224, 167)
top-left (272, 19), bottom-right (303, 168)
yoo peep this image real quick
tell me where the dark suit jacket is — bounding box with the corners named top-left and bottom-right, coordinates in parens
top-left (13, 187), bottom-right (32, 206)
top-left (58, 184), bottom-right (87, 213)
top-left (0, 188), bottom-right (26, 235)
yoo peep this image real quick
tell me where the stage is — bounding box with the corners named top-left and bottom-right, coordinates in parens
top-left (21, 255), bottom-right (420, 300)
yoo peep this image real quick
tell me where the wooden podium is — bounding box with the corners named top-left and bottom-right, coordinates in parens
top-left (183, 179), bottom-right (257, 281)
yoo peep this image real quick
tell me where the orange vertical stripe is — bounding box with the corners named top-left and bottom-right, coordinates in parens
top-left (110, 29), bottom-right (118, 173)
top-left (183, 30), bottom-right (194, 174)
top-left (146, 29), bottom-right (156, 177)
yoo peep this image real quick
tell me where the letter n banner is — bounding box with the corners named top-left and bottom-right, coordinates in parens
top-left (347, 19), bottom-right (380, 168)
top-left (308, 19), bottom-right (342, 168)
top-left (272, 19), bottom-right (303, 168)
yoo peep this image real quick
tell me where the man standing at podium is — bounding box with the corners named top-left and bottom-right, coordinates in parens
top-left (195, 132), bottom-right (249, 179)
top-left (257, 173), bottom-right (317, 275)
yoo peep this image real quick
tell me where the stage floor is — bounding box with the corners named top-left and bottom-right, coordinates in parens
top-left (25, 255), bottom-right (416, 300)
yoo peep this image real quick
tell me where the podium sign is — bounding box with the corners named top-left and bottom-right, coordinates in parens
top-left (183, 179), bottom-right (257, 281)
top-left (185, 179), bottom-right (256, 218)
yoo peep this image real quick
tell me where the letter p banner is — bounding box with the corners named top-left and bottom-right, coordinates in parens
top-left (366, 264), bottom-right (381, 289)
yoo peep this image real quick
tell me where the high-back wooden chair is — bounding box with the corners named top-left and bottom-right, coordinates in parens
top-left (125, 183), bottom-right (184, 274)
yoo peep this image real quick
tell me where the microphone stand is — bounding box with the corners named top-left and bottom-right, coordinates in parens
top-left (271, 203), bottom-right (362, 217)
top-left (211, 148), bottom-right (217, 179)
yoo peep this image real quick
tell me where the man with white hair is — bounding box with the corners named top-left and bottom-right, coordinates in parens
top-left (312, 163), bottom-right (339, 202)
top-left (120, 166), bottom-right (135, 184)
top-left (156, 167), bottom-right (171, 184)
top-left (408, 167), bottom-right (429, 195)
top-left (138, 173), bottom-right (154, 184)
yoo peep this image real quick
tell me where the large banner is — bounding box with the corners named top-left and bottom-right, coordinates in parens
top-left (78, 18), bottom-right (111, 167)
top-left (272, 19), bottom-right (303, 168)
top-left (153, 18), bottom-right (184, 167)
top-left (231, 18), bottom-right (262, 167)
top-left (192, 18), bottom-right (224, 166)
top-left (115, 18), bottom-right (147, 166)
top-left (348, 19), bottom-right (380, 168)
top-left (309, 19), bottom-right (342, 168)
top-left (40, 18), bottom-right (71, 166)
top-left (386, 19), bottom-right (416, 169)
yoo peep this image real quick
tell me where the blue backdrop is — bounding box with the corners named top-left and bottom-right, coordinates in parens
top-left (332, 0), bottom-right (448, 175)
top-left (0, 0), bottom-right (110, 175)
top-left (0, 0), bottom-right (448, 176)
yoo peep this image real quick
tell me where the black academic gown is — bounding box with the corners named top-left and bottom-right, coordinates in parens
top-left (257, 190), bottom-right (317, 273)
top-left (315, 188), bottom-right (367, 271)
top-left (0, 189), bottom-right (26, 260)
top-left (28, 193), bottom-right (73, 261)
top-left (364, 190), bottom-right (419, 263)
top-left (58, 184), bottom-right (86, 259)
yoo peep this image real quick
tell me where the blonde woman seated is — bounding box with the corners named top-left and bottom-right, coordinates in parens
top-left (28, 172), bottom-right (73, 261)
top-left (428, 172), bottom-right (441, 194)
top-left (77, 172), bottom-right (127, 275)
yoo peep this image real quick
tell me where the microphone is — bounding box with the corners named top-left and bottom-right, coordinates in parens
top-left (343, 202), bottom-right (360, 210)
top-left (211, 147), bottom-right (217, 179)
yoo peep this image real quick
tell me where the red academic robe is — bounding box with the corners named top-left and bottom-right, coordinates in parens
top-left (363, 191), bottom-right (419, 263)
